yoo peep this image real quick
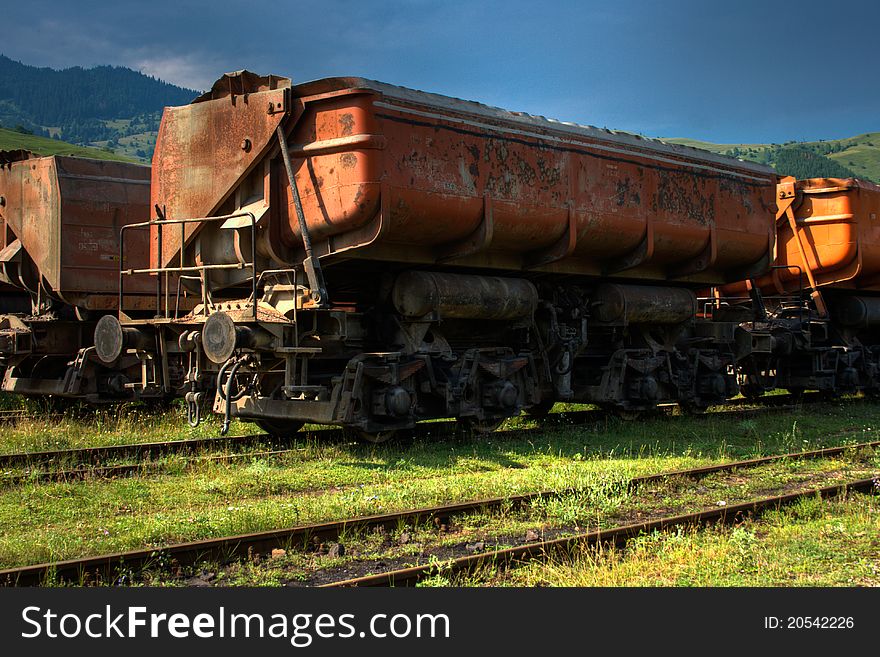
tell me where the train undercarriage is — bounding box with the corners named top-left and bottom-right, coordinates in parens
top-left (5, 269), bottom-right (879, 440)
top-left (41, 253), bottom-right (867, 443)
top-left (4, 77), bottom-right (879, 441)
top-left (82, 266), bottom-right (755, 439)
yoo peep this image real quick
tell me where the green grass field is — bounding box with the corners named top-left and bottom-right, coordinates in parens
top-left (0, 127), bottom-right (138, 162)
top-left (481, 494), bottom-right (880, 587)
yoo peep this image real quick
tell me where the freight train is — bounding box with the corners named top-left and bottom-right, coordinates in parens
top-left (1, 70), bottom-right (878, 440)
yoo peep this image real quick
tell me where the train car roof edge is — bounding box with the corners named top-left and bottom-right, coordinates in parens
top-left (291, 76), bottom-right (777, 178)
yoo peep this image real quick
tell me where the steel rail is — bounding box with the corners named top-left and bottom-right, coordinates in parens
top-left (0, 392), bottom-right (822, 471)
top-left (0, 447), bottom-right (309, 486)
top-left (324, 476), bottom-right (879, 588)
top-left (0, 438), bottom-right (876, 586)
top-left (0, 431), bottom-right (303, 469)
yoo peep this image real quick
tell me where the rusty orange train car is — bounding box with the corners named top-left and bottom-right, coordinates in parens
top-left (0, 151), bottom-right (169, 401)
top-left (713, 176), bottom-right (880, 396)
top-left (91, 70), bottom-right (786, 438)
top-left (747, 176), bottom-right (880, 296)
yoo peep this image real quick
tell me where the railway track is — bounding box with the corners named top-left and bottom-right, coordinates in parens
top-left (0, 431), bottom-right (296, 470)
top-left (0, 447), bottom-right (307, 486)
top-left (325, 476), bottom-right (879, 587)
top-left (0, 437), bottom-right (876, 586)
top-left (0, 392), bottom-right (827, 476)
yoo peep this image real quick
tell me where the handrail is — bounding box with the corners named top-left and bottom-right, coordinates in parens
top-left (118, 211), bottom-right (258, 321)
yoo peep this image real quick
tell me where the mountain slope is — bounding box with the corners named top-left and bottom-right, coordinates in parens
top-left (0, 55), bottom-right (198, 161)
top-left (663, 133), bottom-right (880, 182)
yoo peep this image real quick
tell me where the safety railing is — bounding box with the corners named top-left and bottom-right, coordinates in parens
top-left (118, 211), bottom-right (257, 321)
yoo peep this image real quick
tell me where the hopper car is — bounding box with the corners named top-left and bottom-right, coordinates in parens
top-left (0, 150), bottom-right (183, 402)
top-left (94, 70), bottom-right (781, 438)
top-left (713, 176), bottom-right (880, 398)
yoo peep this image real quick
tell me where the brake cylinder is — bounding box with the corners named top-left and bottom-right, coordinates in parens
top-left (392, 271), bottom-right (538, 320)
top-left (834, 295), bottom-right (880, 328)
top-left (592, 284), bottom-right (696, 325)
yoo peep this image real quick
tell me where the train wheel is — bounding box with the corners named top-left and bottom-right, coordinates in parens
top-left (739, 384), bottom-right (765, 401)
top-left (599, 404), bottom-right (642, 421)
top-left (525, 399), bottom-right (556, 417)
top-left (254, 418), bottom-right (305, 438)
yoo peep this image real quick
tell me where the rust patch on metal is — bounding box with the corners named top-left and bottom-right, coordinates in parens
top-left (466, 144), bottom-right (480, 179)
top-left (652, 171), bottom-right (715, 225)
top-left (536, 157), bottom-right (561, 187)
top-left (339, 113), bottom-right (355, 136)
top-left (615, 178), bottom-right (641, 207)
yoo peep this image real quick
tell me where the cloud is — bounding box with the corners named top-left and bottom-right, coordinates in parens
top-left (3, 0), bottom-right (880, 142)
top-left (131, 54), bottom-right (216, 92)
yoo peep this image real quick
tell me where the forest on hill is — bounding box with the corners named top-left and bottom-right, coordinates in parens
top-left (665, 134), bottom-right (880, 183)
top-left (0, 55), bottom-right (198, 160)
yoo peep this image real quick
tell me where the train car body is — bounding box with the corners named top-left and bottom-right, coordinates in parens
top-left (151, 74), bottom-right (776, 287)
top-left (95, 70), bottom-right (779, 437)
top-left (0, 151), bottom-right (169, 401)
top-left (0, 150), bottom-right (153, 310)
top-left (725, 177), bottom-right (880, 296)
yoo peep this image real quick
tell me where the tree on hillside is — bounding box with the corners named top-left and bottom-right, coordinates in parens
top-left (774, 146), bottom-right (860, 180)
top-left (0, 54), bottom-right (197, 154)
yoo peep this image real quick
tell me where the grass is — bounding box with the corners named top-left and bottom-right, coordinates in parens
top-left (0, 397), bottom-right (877, 574)
top-left (495, 494), bottom-right (880, 587)
top-left (144, 449), bottom-right (880, 587)
top-left (0, 397), bottom-right (256, 454)
top-left (0, 127), bottom-right (138, 162)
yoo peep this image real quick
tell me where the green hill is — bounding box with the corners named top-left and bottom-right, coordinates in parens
top-left (0, 55), bottom-right (198, 162)
top-left (0, 126), bottom-right (137, 162)
top-left (663, 133), bottom-right (880, 183)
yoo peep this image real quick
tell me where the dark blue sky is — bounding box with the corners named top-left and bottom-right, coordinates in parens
top-left (5, 0), bottom-right (879, 143)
